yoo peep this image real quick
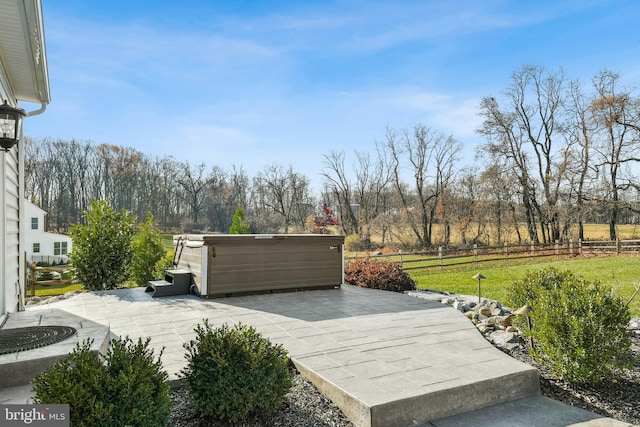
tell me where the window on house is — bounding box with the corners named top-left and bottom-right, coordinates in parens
top-left (54, 241), bottom-right (68, 255)
top-left (31, 217), bottom-right (38, 230)
top-left (53, 242), bottom-right (67, 255)
top-left (33, 243), bottom-right (40, 253)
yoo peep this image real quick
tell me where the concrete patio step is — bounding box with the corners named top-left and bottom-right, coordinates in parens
top-left (288, 307), bottom-right (540, 427)
top-left (424, 395), bottom-right (634, 427)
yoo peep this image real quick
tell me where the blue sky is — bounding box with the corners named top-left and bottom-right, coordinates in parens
top-left (23, 0), bottom-right (640, 186)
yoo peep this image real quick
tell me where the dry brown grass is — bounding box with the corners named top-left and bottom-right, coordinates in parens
top-left (351, 223), bottom-right (640, 250)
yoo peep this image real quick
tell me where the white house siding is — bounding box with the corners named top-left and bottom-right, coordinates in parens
top-left (0, 73), bottom-right (12, 316)
top-left (0, 87), bottom-right (23, 316)
top-left (4, 148), bottom-right (22, 313)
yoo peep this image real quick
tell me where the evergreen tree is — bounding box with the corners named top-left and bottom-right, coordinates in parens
top-left (130, 212), bottom-right (166, 287)
top-left (229, 207), bottom-right (250, 234)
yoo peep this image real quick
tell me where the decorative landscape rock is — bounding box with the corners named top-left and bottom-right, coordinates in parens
top-left (477, 324), bottom-right (494, 334)
top-left (486, 315), bottom-right (514, 327)
top-left (478, 307), bottom-right (492, 317)
top-left (488, 330), bottom-right (521, 351)
top-left (406, 289), bottom-right (526, 350)
top-left (452, 300), bottom-right (471, 312)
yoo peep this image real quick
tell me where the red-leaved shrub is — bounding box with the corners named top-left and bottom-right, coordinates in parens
top-left (344, 258), bottom-right (416, 292)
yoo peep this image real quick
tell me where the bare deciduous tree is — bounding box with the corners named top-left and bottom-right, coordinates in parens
top-left (479, 65), bottom-right (571, 243)
top-left (385, 125), bottom-right (461, 249)
top-left (177, 161), bottom-right (210, 228)
top-left (252, 164), bottom-right (313, 233)
top-left (321, 151), bottom-right (359, 235)
top-left (590, 70), bottom-right (640, 240)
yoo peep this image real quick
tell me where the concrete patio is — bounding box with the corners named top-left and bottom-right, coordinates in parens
top-left (0, 285), bottom-right (633, 427)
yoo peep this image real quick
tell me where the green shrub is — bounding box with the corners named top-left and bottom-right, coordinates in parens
top-left (508, 267), bottom-right (633, 384)
top-left (32, 340), bottom-right (111, 425)
top-left (129, 213), bottom-right (166, 287)
top-left (154, 250), bottom-right (175, 280)
top-left (344, 258), bottom-right (416, 292)
top-left (180, 320), bottom-right (293, 422)
top-left (104, 338), bottom-right (172, 426)
top-left (69, 199), bottom-right (135, 290)
top-left (32, 337), bottom-right (171, 427)
top-left (507, 267), bottom-right (573, 331)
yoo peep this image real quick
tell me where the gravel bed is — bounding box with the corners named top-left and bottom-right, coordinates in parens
top-left (168, 373), bottom-right (354, 427)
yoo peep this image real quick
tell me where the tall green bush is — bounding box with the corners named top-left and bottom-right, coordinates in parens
top-left (508, 267), bottom-right (633, 384)
top-left (32, 337), bottom-right (171, 427)
top-left (69, 200), bottom-right (135, 290)
top-left (129, 212), bottom-right (166, 287)
top-left (180, 320), bottom-right (293, 422)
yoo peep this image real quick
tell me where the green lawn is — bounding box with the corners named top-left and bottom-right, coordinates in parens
top-left (409, 255), bottom-right (640, 317)
top-left (161, 234), bottom-right (175, 252)
top-left (31, 282), bottom-right (83, 297)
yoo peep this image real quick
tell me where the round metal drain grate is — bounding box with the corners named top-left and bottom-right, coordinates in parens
top-left (0, 326), bottom-right (77, 355)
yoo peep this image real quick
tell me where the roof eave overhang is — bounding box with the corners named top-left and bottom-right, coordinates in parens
top-left (0, 0), bottom-right (50, 105)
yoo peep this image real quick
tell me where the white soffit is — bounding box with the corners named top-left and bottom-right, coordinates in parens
top-left (0, 0), bottom-right (50, 104)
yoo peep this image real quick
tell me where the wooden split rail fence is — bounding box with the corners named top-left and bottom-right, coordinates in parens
top-left (24, 264), bottom-right (72, 298)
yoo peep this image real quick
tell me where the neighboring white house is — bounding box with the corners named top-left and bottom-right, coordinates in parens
top-left (0, 0), bottom-right (50, 320)
top-left (24, 200), bottom-right (72, 265)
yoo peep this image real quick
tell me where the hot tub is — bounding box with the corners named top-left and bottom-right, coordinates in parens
top-left (173, 234), bottom-right (344, 298)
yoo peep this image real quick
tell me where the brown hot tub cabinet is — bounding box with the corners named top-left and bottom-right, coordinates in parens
top-left (173, 234), bottom-right (345, 298)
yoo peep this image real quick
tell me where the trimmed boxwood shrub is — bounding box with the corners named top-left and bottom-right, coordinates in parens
top-left (344, 258), bottom-right (416, 292)
top-left (507, 267), bottom-right (633, 384)
top-left (180, 320), bottom-right (293, 423)
top-left (32, 337), bottom-right (171, 427)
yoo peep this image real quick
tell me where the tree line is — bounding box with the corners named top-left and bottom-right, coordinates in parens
top-left (25, 65), bottom-right (640, 248)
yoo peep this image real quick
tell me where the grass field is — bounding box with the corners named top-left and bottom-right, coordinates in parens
top-left (409, 255), bottom-right (640, 316)
top-left (31, 282), bottom-right (83, 297)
